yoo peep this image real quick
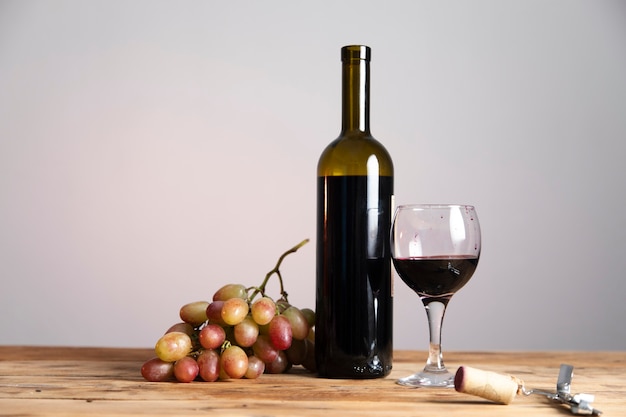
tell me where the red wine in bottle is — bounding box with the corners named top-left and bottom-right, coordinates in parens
top-left (315, 45), bottom-right (393, 378)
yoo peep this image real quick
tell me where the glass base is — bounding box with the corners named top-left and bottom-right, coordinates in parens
top-left (396, 369), bottom-right (455, 388)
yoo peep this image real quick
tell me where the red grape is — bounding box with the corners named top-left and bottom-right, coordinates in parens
top-left (245, 355), bottom-right (265, 379)
top-left (285, 338), bottom-right (307, 365)
top-left (141, 357), bottom-right (174, 382)
top-left (301, 338), bottom-right (317, 372)
top-left (198, 324), bottom-right (226, 350)
top-left (268, 315), bottom-right (292, 350)
top-left (233, 316), bottom-right (259, 347)
top-left (174, 356), bottom-right (199, 383)
top-left (197, 349), bottom-right (220, 382)
top-left (252, 334), bottom-right (278, 363)
top-left (165, 322), bottom-right (194, 336)
top-left (251, 296), bottom-right (276, 325)
top-left (264, 351), bottom-right (291, 374)
top-left (220, 345), bottom-right (248, 379)
top-left (221, 297), bottom-right (249, 326)
top-left (206, 300), bottom-right (227, 325)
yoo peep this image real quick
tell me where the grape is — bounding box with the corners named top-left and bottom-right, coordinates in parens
top-left (221, 297), bottom-right (249, 326)
top-left (197, 349), bottom-right (220, 382)
top-left (300, 307), bottom-right (315, 327)
top-left (220, 345), bottom-right (248, 379)
top-left (285, 338), bottom-right (307, 365)
top-left (252, 334), bottom-right (279, 363)
top-left (257, 321), bottom-right (270, 336)
top-left (179, 301), bottom-right (209, 326)
top-left (301, 338), bottom-right (317, 372)
top-left (206, 300), bottom-right (227, 325)
top-left (268, 315), bottom-right (292, 350)
top-left (251, 296), bottom-right (276, 326)
top-left (282, 306), bottom-right (309, 340)
top-left (140, 239), bottom-right (317, 384)
top-left (264, 351), bottom-right (291, 374)
top-left (155, 332), bottom-right (192, 362)
top-left (165, 322), bottom-right (194, 336)
top-left (213, 283), bottom-right (247, 301)
top-left (233, 316), bottom-right (259, 347)
top-left (141, 357), bottom-right (174, 382)
top-left (245, 355), bottom-right (265, 379)
top-left (199, 324), bottom-right (226, 350)
top-left (218, 365), bottom-right (230, 380)
top-left (306, 327), bottom-right (315, 343)
top-left (174, 356), bottom-right (199, 383)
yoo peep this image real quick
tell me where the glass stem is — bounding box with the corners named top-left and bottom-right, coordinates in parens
top-left (423, 300), bottom-right (448, 372)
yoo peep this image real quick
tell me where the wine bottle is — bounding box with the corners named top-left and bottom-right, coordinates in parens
top-left (315, 45), bottom-right (394, 378)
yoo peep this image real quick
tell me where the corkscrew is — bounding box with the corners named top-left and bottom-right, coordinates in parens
top-left (520, 364), bottom-right (602, 415)
top-left (454, 363), bottom-right (602, 415)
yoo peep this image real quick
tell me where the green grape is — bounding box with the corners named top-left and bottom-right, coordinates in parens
top-left (245, 355), bottom-right (265, 379)
top-left (282, 306), bottom-right (309, 340)
top-left (141, 357), bottom-right (174, 382)
top-left (252, 334), bottom-right (278, 363)
top-left (221, 297), bottom-right (249, 326)
top-left (196, 349), bottom-right (220, 382)
top-left (155, 331), bottom-right (192, 362)
top-left (300, 307), bottom-right (316, 328)
top-left (250, 296), bottom-right (276, 325)
top-left (179, 301), bottom-right (209, 326)
top-left (198, 323), bottom-right (226, 350)
top-left (268, 315), bottom-right (292, 350)
top-left (213, 283), bottom-right (247, 301)
top-left (233, 316), bottom-right (259, 347)
top-left (220, 345), bottom-right (248, 379)
top-left (174, 356), bottom-right (199, 383)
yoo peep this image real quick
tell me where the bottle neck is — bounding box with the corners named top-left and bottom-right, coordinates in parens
top-left (341, 46), bottom-right (370, 135)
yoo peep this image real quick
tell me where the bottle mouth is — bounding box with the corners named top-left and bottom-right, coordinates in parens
top-left (341, 45), bottom-right (371, 62)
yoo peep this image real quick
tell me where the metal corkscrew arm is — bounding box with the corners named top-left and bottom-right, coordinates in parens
top-left (521, 364), bottom-right (602, 415)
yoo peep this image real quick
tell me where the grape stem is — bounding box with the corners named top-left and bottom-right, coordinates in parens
top-left (220, 340), bottom-right (231, 354)
top-left (248, 238), bottom-right (309, 304)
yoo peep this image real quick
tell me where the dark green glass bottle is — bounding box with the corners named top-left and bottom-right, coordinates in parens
top-left (315, 45), bottom-right (394, 378)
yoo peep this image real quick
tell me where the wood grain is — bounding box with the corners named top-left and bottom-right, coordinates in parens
top-left (0, 347), bottom-right (624, 416)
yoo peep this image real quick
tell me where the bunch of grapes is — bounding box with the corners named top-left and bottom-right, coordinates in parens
top-left (141, 239), bottom-right (316, 383)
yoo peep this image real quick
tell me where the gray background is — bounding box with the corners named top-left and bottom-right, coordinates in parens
top-left (1, 0), bottom-right (625, 351)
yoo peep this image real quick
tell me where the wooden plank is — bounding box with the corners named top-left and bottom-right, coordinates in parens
top-left (0, 347), bottom-right (624, 416)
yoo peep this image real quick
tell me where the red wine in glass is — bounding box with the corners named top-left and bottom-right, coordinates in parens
top-left (392, 256), bottom-right (478, 302)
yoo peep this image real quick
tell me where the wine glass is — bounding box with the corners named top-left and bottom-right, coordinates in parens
top-left (391, 204), bottom-right (480, 388)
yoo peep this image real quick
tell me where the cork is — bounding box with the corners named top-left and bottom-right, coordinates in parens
top-left (454, 366), bottom-right (523, 405)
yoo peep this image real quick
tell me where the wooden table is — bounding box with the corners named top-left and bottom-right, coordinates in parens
top-left (0, 346), bottom-right (624, 416)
